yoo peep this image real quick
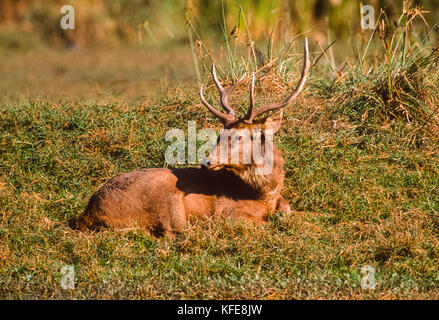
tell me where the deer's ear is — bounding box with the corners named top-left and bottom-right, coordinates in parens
top-left (263, 110), bottom-right (283, 133)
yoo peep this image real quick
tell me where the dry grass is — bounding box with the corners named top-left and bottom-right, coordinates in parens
top-left (0, 83), bottom-right (438, 299)
top-left (1, 2), bottom-right (438, 300)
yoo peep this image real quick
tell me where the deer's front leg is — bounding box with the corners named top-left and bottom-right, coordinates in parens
top-left (217, 200), bottom-right (270, 224)
top-left (276, 196), bottom-right (292, 214)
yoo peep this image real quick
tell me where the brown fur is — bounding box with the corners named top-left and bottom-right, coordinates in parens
top-left (76, 40), bottom-right (310, 236)
top-left (75, 114), bottom-right (292, 236)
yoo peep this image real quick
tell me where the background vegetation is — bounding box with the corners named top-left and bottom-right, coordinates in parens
top-left (0, 0), bottom-right (438, 299)
top-left (1, 0), bottom-right (439, 47)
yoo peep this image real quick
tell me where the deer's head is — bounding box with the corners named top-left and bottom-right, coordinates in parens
top-left (199, 39), bottom-right (310, 179)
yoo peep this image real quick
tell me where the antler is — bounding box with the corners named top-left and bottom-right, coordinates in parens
top-left (245, 38), bottom-right (310, 122)
top-left (211, 65), bottom-right (246, 116)
top-left (199, 65), bottom-right (245, 126)
top-left (200, 38), bottom-right (310, 128)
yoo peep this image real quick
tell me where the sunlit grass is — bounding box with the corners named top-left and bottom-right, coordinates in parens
top-left (1, 77), bottom-right (438, 298)
top-left (0, 1), bottom-right (438, 300)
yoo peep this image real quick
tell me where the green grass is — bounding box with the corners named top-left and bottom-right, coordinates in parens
top-left (0, 84), bottom-right (438, 298)
top-left (1, 2), bottom-right (439, 300)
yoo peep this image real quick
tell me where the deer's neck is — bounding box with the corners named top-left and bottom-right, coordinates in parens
top-left (235, 147), bottom-right (285, 200)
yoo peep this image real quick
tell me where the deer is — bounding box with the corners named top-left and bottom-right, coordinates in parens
top-left (74, 39), bottom-right (310, 237)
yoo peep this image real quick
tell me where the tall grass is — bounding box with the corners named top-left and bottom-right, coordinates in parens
top-left (316, 6), bottom-right (439, 146)
top-left (187, 1), bottom-right (438, 143)
top-left (2, 0), bottom-right (439, 48)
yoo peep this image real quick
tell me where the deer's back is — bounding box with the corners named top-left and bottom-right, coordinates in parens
top-left (76, 168), bottom-right (186, 232)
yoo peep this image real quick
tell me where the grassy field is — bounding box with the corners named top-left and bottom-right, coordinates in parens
top-left (1, 3), bottom-right (439, 300)
top-left (0, 46), bottom-right (195, 104)
top-left (1, 68), bottom-right (438, 299)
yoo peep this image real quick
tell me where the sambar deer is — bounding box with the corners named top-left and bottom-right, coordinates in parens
top-left (75, 39), bottom-right (310, 236)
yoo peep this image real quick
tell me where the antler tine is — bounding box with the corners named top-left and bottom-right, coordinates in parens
top-left (211, 64), bottom-right (246, 116)
top-left (211, 64), bottom-right (225, 93)
top-left (247, 38), bottom-right (310, 121)
top-left (200, 84), bottom-right (234, 126)
top-left (243, 72), bottom-right (255, 122)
